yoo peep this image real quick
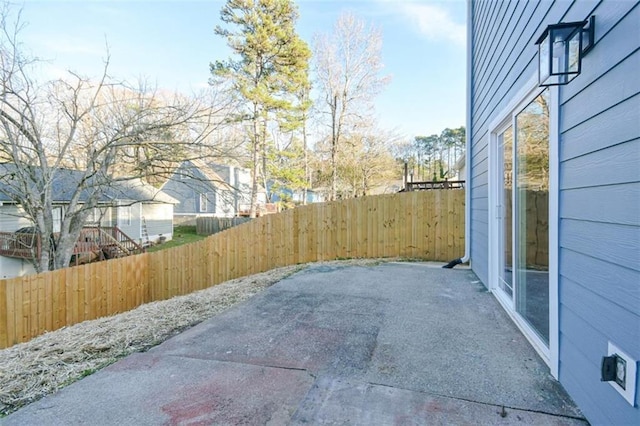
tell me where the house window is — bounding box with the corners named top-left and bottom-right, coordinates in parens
top-left (118, 205), bottom-right (132, 226)
top-left (52, 207), bottom-right (62, 233)
top-left (90, 207), bottom-right (102, 224)
top-left (199, 193), bottom-right (208, 212)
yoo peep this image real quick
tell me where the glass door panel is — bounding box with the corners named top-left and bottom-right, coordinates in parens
top-left (515, 90), bottom-right (550, 344)
top-left (498, 126), bottom-right (513, 298)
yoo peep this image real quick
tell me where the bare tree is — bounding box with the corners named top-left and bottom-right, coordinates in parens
top-left (337, 127), bottom-right (400, 197)
top-left (0, 3), bottom-right (235, 271)
top-left (313, 11), bottom-right (390, 201)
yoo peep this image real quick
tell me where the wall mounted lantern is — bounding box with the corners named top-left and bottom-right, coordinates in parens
top-left (535, 16), bottom-right (595, 87)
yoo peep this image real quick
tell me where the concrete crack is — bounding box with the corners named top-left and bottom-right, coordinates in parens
top-left (367, 381), bottom-right (587, 421)
top-left (164, 353), bottom-right (317, 379)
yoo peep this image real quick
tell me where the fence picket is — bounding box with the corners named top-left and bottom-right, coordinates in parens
top-left (0, 278), bottom-right (6, 348)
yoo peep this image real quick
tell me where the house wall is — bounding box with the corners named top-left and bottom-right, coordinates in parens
top-left (141, 203), bottom-right (174, 242)
top-left (162, 164), bottom-right (218, 216)
top-left (116, 201), bottom-right (142, 241)
top-left (233, 167), bottom-right (263, 209)
top-left (470, 1), bottom-right (639, 423)
top-left (0, 204), bottom-right (32, 232)
top-left (213, 164), bottom-right (252, 215)
top-left (0, 205), bottom-right (37, 278)
top-left (453, 164), bottom-right (466, 183)
top-left (163, 163), bottom-right (263, 219)
top-left (0, 256), bottom-right (35, 279)
top-left (86, 206), bottom-right (113, 227)
top-left (0, 209), bottom-right (35, 278)
top-left (215, 164), bottom-right (240, 215)
top-left (213, 190), bottom-right (235, 218)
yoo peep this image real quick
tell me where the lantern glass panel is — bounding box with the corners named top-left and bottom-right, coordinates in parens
top-left (539, 35), bottom-right (551, 84)
top-left (550, 31), bottom-right (565, 76)
top-left (568, 30), bottom-right (581, 73)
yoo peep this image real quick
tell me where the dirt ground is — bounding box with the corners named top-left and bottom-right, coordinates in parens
top-left (0, 258), bottom-right (387, 416)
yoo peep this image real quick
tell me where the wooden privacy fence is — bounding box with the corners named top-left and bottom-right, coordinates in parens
top-left (196, 216), bottom-right (252, 236)
top-left (504, 190), bottom-right (549, 269)
top-left (0, 191), bottom-right (464, 349)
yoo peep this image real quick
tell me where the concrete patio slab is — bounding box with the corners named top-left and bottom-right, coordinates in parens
top-left (1, 262), bottom-right (587, 425)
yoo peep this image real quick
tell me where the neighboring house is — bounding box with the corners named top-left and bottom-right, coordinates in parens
top-left (101, 179), bottom-right (177, 245)
top-left (211, 163), bottom-right (267, 214)
top-left (466, 1), bottom-right (639, 424)
top-left (266, 181), bottom-right (326, 204)
top-left (452, 155), bottom-right (465, 182)
top-left (0, 203), bottom-right (34, 279)
top-left (0, 166), bottom-right (177, 278)
top-left (162, 160), bottom-right (266, 223)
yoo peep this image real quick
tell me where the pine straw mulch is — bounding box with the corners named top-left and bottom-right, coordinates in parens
top-left (0, 258), bottom-right (387, 417)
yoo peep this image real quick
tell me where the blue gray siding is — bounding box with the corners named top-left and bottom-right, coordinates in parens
top-left (162, 164), bottom-right (218, 215)
top-left (470, 1), bottom-right (639, 423)
top-left (556, 2), bottom-right (640, 424)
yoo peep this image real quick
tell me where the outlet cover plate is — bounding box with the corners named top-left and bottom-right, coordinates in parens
top-left (608, 342), bottom-right (637, 406)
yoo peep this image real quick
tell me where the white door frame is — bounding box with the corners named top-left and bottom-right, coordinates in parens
top-left (487, 73), bottom-right (559, 378)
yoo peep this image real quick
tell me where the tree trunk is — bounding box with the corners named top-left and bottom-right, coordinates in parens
top-left (54, 230), bottom-right (78, 270)
top-left (53, 209), bottom-right (89, 270)
top-left (330, 95), bottom-right (338, 201)
top-left (39, 195), bottom-right (55, 272)
top-left (331, 145), bottom-right (337, 201)
top-left (302, 115), bottom-right (308, 206)
top-left (261, 115), bottom-right (269, 203)
top-left (249, 104), bottom-right (260, 218)
top-left (35, 216), bottom-right (50, 273)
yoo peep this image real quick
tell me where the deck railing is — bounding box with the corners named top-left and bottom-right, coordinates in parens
top-left (0, 231), bottom-right (39, 259)
top-left (0, 227), bottom-right (143, 265)
top-left (405, 180), bottom-right (465, 191)
top-left (78, 227), bottom-right (144, 259)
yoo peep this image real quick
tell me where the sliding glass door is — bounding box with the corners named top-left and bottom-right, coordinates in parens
top-left (497, 89), bottom-right (550, 345)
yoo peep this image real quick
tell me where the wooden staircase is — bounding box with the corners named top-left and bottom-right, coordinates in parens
top-left (78, 227), bottom-right (145, 261)
top-left (0, 226), bottom-right (144, 266)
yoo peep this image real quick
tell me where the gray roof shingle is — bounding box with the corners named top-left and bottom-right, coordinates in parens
top-left (0, 163), bottom-right (177, 204)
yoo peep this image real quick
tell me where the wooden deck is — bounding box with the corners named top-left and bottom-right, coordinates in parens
top-left (0, 227), bottom-right (144, 266)
top-left (405, 180), bottom-right (465, 191)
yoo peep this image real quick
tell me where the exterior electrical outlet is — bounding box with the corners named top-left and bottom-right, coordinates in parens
top-left (607, 342), bottom-right (637, 406)
top-left (615, 356), bottom-right (627, 390)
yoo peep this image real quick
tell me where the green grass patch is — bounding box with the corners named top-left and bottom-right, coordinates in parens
top-left (146, 225), bottom-right (207, 252)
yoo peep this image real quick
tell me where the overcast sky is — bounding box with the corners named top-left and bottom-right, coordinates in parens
top-left (17, 0), bottom-right (467, 141)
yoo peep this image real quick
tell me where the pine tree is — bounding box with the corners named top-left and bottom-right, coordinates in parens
top-left (211, 0), bottom-right (311, 217)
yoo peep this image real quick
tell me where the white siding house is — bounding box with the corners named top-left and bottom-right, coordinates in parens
top-left (0, 167), bottom-right (177, 278)
top-left (107, 179), bottom-right (178, 244)
top-left (142, 202), bottom-right (174, 242)
top-left (0, 204), bottom-right (36, 278)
